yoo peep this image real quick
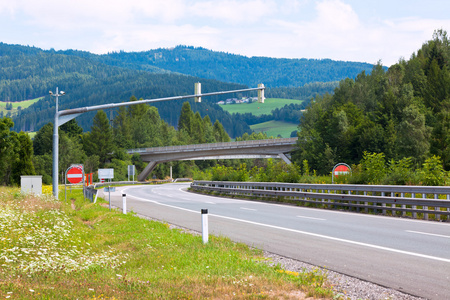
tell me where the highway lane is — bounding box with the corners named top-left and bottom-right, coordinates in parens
top-left (101, 183), bottom-right (450, 299)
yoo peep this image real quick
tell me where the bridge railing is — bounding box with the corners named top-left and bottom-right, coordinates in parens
top-left (127, 138), bottom-right (298, 154)
top-left (191, 180), bottom-right (450, 221)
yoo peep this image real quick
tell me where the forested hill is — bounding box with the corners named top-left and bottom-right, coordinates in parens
top-left (0, 42), bottom-right (367, 135)
top-left (296, 29), bottom-right (450, 173)
top-left (62, 45), bottom-right (378, 87)
top-left (0, 43), bottom-right (251, 135)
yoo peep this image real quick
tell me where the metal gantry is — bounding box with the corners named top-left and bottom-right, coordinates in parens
top-left (51, 84), bottom-right (265, 199)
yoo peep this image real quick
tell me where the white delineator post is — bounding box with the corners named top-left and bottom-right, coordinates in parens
top-left (122, 194), bottom-right (127, 214)
top-left (201, 209), bottom-right (208, 244)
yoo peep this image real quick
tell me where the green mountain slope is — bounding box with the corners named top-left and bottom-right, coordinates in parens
top-left (0, 43), bottom-right (250, 136)
top-left (62, 45), bottom-right (378, 87)
top-left (1, 42), bottom-right (373, 137)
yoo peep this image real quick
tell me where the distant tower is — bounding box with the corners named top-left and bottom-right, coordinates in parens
top-left (195, 82), bottom-right (202, 103)
top-left (258, 83), bottom-right (265, 103)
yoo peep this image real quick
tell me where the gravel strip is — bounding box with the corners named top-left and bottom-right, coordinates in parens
top-left (263, 251), bottom-right (425, 300)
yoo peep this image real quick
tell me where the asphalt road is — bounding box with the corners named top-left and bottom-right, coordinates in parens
top-left (99, 183), bottom-right (450, 299)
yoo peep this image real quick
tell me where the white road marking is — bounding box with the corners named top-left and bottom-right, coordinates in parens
top-left (126, 194), bottom-right (450, 264)
top-left (205, 201), bottom-right (216, 204)
top-left (406, 230), bottom-right (450, 239)
top-left (297, 215), bottom-right (326, 221)
top-left (240, 207), bottom-right (257, 211)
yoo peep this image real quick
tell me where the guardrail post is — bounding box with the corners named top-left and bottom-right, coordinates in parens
top-left (412, 193), bottom-right (417, 219)
top-left (382, 192), bottom-right (386, 215)
top-left (201, 209), bottom-right (208, 244)
top-left (363, 191), bottom-right (367, 213)
top-left (423, 193), bottom-right (428, 220)
top-left (109, 186), bottom-right (111, 211)
top-left (401, 192), bottom-right (406, 217)
top-left (122, 194), bottom-right (127, 214)
top-left (391, 192), bottom-right (395, 216)
top-left (434, 193), bottom-right (439, 220)
top-left (447, 194), bottom-right (450, 215)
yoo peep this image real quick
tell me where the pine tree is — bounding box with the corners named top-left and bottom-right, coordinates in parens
top-left (33, 122), bottom-right (54, 156)
top-left (82, 110), bottom-right (113, 165)
top-left (11, 131), bottom-right (35, 184)
top-left (213, 120), bottom-right (230, 142)
top-left (178, 102), bottom-right (194, 134)
top-left (203, 115), bottom-right (215, 143)
top-left (192, 112), bottom-right (205, 143)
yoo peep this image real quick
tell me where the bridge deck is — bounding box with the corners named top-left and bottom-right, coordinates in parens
top-left (128, 137), bottom-right (298, 155)
top-left (130, 138), bottom-right (298, 181)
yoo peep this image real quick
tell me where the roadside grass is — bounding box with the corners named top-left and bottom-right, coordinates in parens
top-left (0, 186), bottom-right (335, 299)
top-left (220, 98), bottom-right (302, 116)
top-left (250, 120), bottom-right (298, 138)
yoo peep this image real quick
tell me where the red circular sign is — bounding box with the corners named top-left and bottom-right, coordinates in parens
top-left (334, 165), bottom-right (350, 176)
top-left (67, 166), bottom-right (83, 184)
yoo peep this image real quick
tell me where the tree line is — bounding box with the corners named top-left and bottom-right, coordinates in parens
top-left (0, 99), bottom-right (236, 186)
top-left (0, 43), bottom-right (253, 137)
top-left (294, 29), bottom-right (450, 175)
top-left (1, 42), bottom-right (339, 139)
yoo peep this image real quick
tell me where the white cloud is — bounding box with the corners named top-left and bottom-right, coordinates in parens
top-left (189, 0), bottom-right (277, 24)
top-left (315, 0), bottom-right (359, 31)
top-left (1, 0), bottom-right (450, 66)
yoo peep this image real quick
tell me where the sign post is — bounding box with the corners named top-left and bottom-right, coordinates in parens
top-left (201, 209), bottom-right (208, 244)
top-left (128, 165), bottom-right (135, 182)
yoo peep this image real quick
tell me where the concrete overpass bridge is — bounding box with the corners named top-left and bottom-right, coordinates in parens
top-left (127, 138), bottom-right (298, 181)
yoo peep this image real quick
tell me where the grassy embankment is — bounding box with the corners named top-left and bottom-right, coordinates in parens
top-left (220, 98), bottom-right (301, 138)
top-left (0, 186), bottom-right (335, 299)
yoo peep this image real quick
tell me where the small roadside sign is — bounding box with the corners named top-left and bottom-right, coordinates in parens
top-left (66, 165), bottom-right (84, 184)
top-left (98, 168), bottom-right (114, 180)
top-left (332, 163), bottom-right (352, 184)
top-left (334, 164), bottom-right (350, 176)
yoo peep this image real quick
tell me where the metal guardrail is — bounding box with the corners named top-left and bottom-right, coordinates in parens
top-left (83, 186), bottom-right (97, 202)
top-left (92, 179), bottom-right (173, 189)
top-left (127, 138), bottom-right (298, 154)
top-left (191, 181), bottom-right (450, 221)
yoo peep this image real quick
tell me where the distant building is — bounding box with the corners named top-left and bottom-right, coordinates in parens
top-left (217, 101), bottom-right (225, 105)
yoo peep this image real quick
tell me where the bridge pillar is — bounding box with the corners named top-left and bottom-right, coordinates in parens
top-left (138, 161), bottom-right (159, 181)
top-left (278, 153), bottom-right (292, 165)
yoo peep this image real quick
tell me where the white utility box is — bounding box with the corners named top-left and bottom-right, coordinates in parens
top-left (20, 175), bottom-right (43, 195)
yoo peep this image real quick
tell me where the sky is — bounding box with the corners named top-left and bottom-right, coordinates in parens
top-left (1, 0), bottom-right (450, 66)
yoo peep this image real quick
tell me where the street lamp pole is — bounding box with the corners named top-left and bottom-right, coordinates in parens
top-left (50, 87), bottom-right (65, 199)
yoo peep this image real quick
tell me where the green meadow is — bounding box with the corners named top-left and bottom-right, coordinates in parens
top-left (250, 120), bottom-right (298, 138)
top-left (220, 98), bottom-right (303, 116)
top-left (0, 186), bottom-right (334, 299)
top-left (0, 97), bottom-right (43, 116)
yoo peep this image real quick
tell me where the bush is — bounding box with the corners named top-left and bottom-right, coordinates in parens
top-left (383, 157), bottom-right (415, 185)
top-left (419, 155), bottom-right (448, 186)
